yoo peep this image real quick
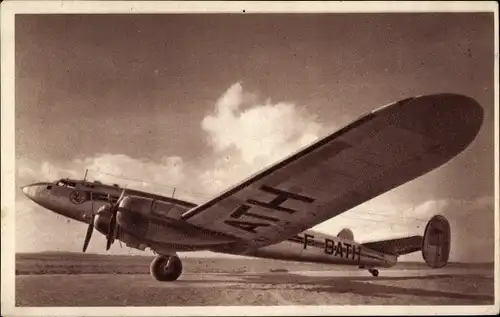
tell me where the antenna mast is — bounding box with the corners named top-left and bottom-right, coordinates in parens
top-left (83, 169), bottom-right (88, 181)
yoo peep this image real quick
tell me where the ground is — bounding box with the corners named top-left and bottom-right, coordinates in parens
top-left (14, 252), bottom-right (495, 306)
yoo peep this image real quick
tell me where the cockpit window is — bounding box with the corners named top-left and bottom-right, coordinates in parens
top-left (55, 179), bottom-right (76, 188)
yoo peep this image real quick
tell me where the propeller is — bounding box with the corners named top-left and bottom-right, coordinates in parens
top-left (105, 189), bottom-right (126, 251)
top-left (81, 189), bottom-right (126, 253)
top-left (82, 214), bottom-right (95, 253)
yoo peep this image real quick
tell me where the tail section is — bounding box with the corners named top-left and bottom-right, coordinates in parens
top-left (361, 215), bottom-right (451, 268)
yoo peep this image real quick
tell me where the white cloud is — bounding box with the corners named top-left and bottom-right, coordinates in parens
top-left (78, 154), bottom-right (185, 190)
top-left (200, 82), bottom-right (324, 193)
top-left (17, 165), bottom-right (36, 179)
top-left (17, 153), bottom-right (197, 201)
top-left (18, 83), bottom-right (325, 198)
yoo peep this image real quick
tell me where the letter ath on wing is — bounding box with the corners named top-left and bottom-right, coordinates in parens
top-left (222, 185), bottom-right (316, 233)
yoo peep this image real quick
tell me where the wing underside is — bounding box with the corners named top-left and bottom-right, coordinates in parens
top-left (182, 94), bottom-right (482, 252)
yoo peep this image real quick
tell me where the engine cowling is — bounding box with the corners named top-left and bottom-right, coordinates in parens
top-left (337, 228), bottom-right (354, 241)
top-left (422, 215), bottom-right (451, 268)
top-left (94, 205), bottom-right (113, 236)
top-left (93, 199), bottom-right (151, 238)
top-left (115, 195), bottom-right (175, 237)
top-left (118, 195), bottom-right (176, 217)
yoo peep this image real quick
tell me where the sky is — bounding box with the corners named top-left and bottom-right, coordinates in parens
top-left (14, 13), bottom-right (495, 262)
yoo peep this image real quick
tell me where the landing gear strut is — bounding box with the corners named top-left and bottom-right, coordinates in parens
top-left (368, 268), bottom-right (379, 277)
top-left (150, 255), bottom-right (183, 281)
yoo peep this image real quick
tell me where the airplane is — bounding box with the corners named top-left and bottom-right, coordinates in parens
top-left (21, 93), bottom-right (483, 281)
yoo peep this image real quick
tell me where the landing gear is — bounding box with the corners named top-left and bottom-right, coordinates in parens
top-left (150, 255), bottom-right (183, 281)
top-left (368, 268), bottom-right (379, 277)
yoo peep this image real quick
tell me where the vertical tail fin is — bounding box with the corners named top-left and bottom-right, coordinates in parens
top-left (422, 215), bottom-right (451, 268)
top-left (360, 215), bottom-right (451, 269)
top-left (337, 228), bottom-right (354, 241)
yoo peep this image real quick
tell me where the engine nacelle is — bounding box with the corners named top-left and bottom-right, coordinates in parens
top-left (116, 195), bottom-right (177, 238)
top-left (119, 230), bottom-right (148, 251)
top-left (92, 204), bottom-right (149, 252)
top-left (94, 206), bottom-right (112, 236)
top-left (422, 215), bottom-right (451, 268)
top-left (118, 195), bottom-right (178, 218)
top-left (337, 228), bottom-right (354, 241)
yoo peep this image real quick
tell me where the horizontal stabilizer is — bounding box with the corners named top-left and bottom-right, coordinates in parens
top-left (362, 235), bottom-right (423, 256)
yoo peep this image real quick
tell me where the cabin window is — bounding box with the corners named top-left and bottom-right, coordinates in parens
top-left (91, 192), bottom-right (119, 203)
top-left (151, 200), bottom-right (174, 217)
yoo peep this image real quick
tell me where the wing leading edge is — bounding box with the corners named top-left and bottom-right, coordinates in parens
top-left (182, 94), bottom-right (483, 253)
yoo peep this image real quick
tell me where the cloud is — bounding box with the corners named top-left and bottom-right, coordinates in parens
top-left (200, 82), bottom-right (324, 193)
top-left (18, 83), bottom-right (325, 198)
top-left (17, 153), bottom-right (199, 201)
top-left (78, 154), bottom-right (185, 190)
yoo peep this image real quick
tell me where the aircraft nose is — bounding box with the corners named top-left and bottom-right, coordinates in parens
top-left (21, 185), bottom-right (35, 199)
top-left (21, 182), bottom-right (51, 201)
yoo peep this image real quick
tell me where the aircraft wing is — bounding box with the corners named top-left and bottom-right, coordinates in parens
top-left (181, 94), bottom-right (483, 252)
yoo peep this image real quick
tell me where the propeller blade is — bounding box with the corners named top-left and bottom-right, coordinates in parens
top-left (105, 237), bottom-right (113, 251)
top-left (106, 213), bottom-right (117, 251)
top-left (105, 189), bottom-right (125, 251)
top-left (116, 189), bottom-right (126, 205)
top-left (82, 216), bottom-right (95, 253)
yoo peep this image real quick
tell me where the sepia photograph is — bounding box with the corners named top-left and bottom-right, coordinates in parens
top-left (1, 1), bottom-right (498, 316)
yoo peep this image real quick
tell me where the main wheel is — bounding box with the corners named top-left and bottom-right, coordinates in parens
top-left (150, 255), bottom-right (183, 281)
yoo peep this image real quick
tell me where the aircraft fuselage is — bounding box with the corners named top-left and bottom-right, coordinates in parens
top-left (21, 178), bottom-right (397, 269)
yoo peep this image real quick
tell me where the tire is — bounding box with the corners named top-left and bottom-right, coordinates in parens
top-left (369, 269), bottom-right (379, 277)
top-left (150, 255), bottom-right (183, 281)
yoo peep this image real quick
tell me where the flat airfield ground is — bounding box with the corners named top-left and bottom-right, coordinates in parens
top-left (15, 253), bottom-right (495, 306)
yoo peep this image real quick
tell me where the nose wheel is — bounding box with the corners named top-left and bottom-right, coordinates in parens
top-left (368, 268), bottom-right (379, 277)
top-left (150, 255), bottom-right (183, 281)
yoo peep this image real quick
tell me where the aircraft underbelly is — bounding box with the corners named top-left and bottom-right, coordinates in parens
top-left (146, 225), bottom-right (233, 246)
